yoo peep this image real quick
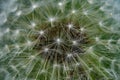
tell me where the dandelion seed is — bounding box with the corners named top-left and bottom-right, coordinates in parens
top-left (40, 69), bottom-right (46, 74)
top-left (99, 57), bottom-right (104, 61)
top-left (89, 68), bottom-right (93, 71)
top-left (49, 17), bottom-right (56, 22)
top-left (87, 46), bottom-right (93, 52)
top-left (80, 27), bottom-right (85, 32)
top-left (16, 11), bottom-right (22, 16)
top-left (83, 11), bottom-right (88, 15)
top-left (67, 54), bottom-right (73, 58)
top-left (53, 64), bottom-right (60, 68)
top-left (44, 48), bottom-right (49, 52)
top-left (0, 12), bottom-right (7, 25)
top-left (39, 30), bottom-right (44, 35)
top-left (117, 39), bottom-right (120, 44)
top-left (58, 2), bottom-right (63, 6)
top-left (75, 63), bottom-right (80, 66)
top-left (72, 40), bottom-right (77, 45)
top-left (99, 21), bottom-right (103, 26)
top-left (31, 22), bottom-right (36, 27)
top-left (107, 39), bottom-right (112, 44)
top-left (87, 0), bottom-right (94, 4)
top-left (100, 6), bottom-right (104, 11)
top-left (29, 55), bottom-right (36, 59)
top-left (64, 66), bottom-right (70, 71)
top-left (95, 37), bottom-right (99, 42)
top-left (56, 38), bottom-right (62, 44)
top-left (5, 28), bottom-right (10, 33)
top-left (32, 4), bottom-right (38, 9)
top-left (14, 29), bottom-right (20, 35)
top-left (67, 24), bottom-right (73, 29)
top-left (22, 65), bottom-right (26, 68)
top-left (15, 44), bottom-right (20, 49)
top-left (26, 40), bottom-right (32, 46)
top-left (11, 6), bottom-right (17, 12)
top-left (71, 10), bottom-right (76, 14)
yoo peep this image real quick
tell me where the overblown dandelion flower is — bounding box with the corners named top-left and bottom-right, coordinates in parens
top-left (0, 0), bottom-right (120, 80)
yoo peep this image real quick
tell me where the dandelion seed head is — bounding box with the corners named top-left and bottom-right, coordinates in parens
top-left (0, 0), bottom-right (119, 80)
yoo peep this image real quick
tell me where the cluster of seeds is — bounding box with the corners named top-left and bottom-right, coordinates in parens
top-left (0, 0), bottom-right (120, 80)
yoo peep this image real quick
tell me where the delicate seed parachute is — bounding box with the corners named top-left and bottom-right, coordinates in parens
top-left (0, 0), bottom-right (120, 80)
